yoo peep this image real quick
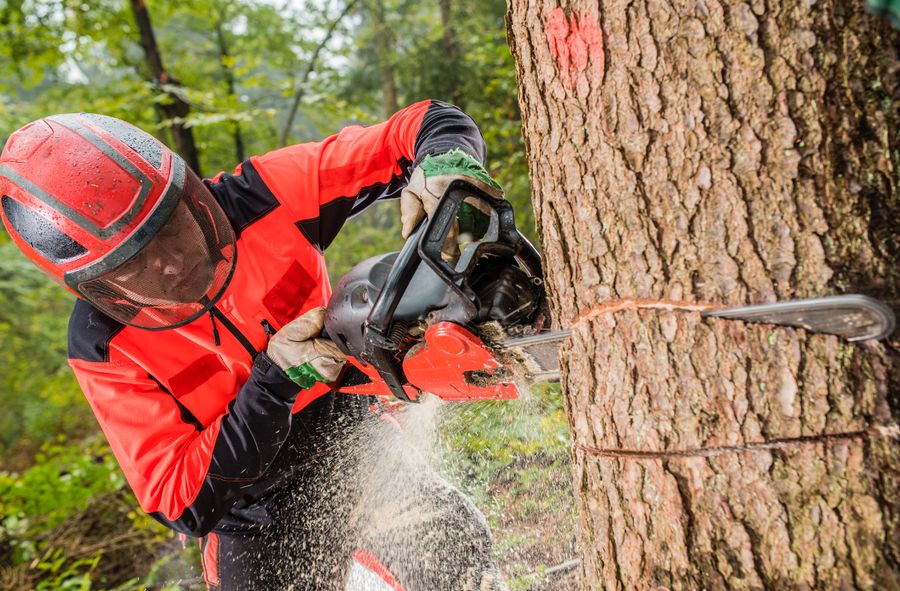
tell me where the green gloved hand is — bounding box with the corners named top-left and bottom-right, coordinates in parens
top-left (400, 149), bottom-right (503, 259)
top-left (266, 307), bottom-right (345, 389)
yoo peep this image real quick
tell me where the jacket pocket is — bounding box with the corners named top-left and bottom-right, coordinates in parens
top-left (262, 261), bottom-right (316, 326)
top-left (168, 354), bottom-right (228, 396)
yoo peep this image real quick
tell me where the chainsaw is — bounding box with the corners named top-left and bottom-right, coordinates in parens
top-left (323, 180), bottom-right (896, 403)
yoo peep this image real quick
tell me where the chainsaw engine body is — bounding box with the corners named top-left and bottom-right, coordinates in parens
top-left (324, 180), bottom-right (548, 402)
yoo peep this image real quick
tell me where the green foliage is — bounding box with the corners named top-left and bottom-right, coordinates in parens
top-left (0, 436), bottom-right (184, 590)
top-left (0, 240), bottom-right (93, 467)
top-left (325, 201), bottom-right (405, 283)
top-left (0, 437), bottom-right (125, 563)
top-left (333, 0), bottom-right (536, 240)
top-left (438, 382), bottom-right (570, 487)
top-left (436, 383), bottom-right (576, 587)
top-left (34, 548), bottom-right (101, 591)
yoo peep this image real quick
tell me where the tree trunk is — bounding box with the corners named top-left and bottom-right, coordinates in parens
top-left (507, 1), bottom-right (900, 589)
top-left (214, 8), bottom-right (245, 163)
top-left (370, 0), bottom-right (399, 116)
top-left (130, 0), bottom-right (201, 174)
top-left (438, 0), bottom-right (465, 108)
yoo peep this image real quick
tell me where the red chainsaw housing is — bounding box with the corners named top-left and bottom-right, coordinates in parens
top-left (404, 322), bottom-right (518, 401)
top-left (333, 357), bottom-right (421, 401)
top-left (332, 322), bottom-right (518, 402)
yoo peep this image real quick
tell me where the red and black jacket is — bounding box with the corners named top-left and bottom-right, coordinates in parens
top-left (67, 100), bottom-right (487, 537)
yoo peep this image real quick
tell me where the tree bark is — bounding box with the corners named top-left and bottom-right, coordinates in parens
top-left (507, 0), bottom-right (899, 588)
top-left (130, 0), bottom-right (201, 174)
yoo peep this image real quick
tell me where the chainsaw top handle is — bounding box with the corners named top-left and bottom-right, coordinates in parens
top-left (362, 179), bottom-right (542, 401)
top-left (418, 180), bottom-right (540, 302)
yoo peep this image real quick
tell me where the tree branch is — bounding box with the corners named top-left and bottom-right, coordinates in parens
top-left (279, 0), bottom-right (360, 147)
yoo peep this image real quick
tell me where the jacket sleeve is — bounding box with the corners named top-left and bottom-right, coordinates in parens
top-left (68, 352), bottom-right (300, 537)
top-left (250, 99), bottom-right (487, 251)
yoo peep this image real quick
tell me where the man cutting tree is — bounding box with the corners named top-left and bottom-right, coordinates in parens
top-left (0, 100), bottom-right (506, 590)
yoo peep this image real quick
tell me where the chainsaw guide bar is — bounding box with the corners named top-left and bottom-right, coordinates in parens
top-left (702, 295), bottom-right (896, 342)
top-left (491, 329), bottom-right (573, 383)
top-left (487, 295), bottom-right (895, 386)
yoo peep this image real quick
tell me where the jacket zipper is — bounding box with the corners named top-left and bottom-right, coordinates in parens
top-left (210, 305), bottom-right (257, 357)
top-left (208, 310), bottom-right (221, 346)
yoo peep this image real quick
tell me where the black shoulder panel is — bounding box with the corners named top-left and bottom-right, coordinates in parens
top-left (414, 100), bottom-right (487, 166)
top-left (295, 156), bottom-right (412, 253)
top-left (205, 160), bottom-right (280, 239)
top-left (68, 299), bottom-right (125, 363)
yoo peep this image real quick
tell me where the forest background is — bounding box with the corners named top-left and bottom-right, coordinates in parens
top-left (0, 1), bottom-right (577, 589)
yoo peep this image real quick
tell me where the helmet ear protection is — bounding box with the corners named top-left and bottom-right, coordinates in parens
top-left (1, 194), bottom-right (88, 264)
top-left (0, 114), bottom-right (236, 329)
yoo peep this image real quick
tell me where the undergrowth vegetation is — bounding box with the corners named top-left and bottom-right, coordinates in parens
top-left (438, 384), bottom-right (577, 590)
top-left (1, 387), bottom-right (574, 590)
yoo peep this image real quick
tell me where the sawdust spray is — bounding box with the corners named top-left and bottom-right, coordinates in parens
top-left (261, 393), bottom-right (509, 590)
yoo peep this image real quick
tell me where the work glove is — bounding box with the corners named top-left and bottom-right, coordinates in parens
top-left (400, 148), bottom-right (503, 259)
top-left (266, 307), bottom-right (346, 389)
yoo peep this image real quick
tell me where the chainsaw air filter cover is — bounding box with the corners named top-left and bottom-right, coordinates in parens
top-left (325, 248), bottom-right (540, 360)
top-left (325, 251), bottom-right (452, 358)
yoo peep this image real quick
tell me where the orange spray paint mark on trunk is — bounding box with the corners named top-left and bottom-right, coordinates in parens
top-left (546, 8), bottom-right (604, 91)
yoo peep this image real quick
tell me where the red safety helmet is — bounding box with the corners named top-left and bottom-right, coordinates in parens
top-left (0, 114), bottom-right (236, 329)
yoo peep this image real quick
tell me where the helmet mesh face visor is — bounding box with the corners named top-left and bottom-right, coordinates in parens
top-left (78, 171), bottom-right (236, 329)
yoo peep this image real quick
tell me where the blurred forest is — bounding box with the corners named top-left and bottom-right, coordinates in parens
top-left (0, 1), bottom-right (575, 589)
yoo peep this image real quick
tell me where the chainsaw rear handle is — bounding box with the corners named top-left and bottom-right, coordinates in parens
top-left (367, 179), bottom-right (520, 348)
top-left (365, 219), bottom-right (429, 350)
top-left (357, 206), bottom-right (435, 401)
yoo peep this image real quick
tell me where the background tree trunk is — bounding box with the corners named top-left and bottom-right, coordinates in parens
top-left (130, 0), bottom-right (200, 174)
top-left (438, 0), bottom-right (465, 107)
top-left (507, 0), bottom-right (899, 588)
top-left (370, 0), bottom-right (400, 116)
top-left (214, 6), bottom-right (245, 164)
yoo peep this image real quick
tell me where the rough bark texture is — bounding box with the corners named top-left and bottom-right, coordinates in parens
top-left (507, 0), bottom-right (900, 588)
